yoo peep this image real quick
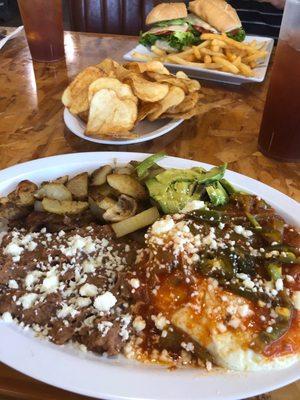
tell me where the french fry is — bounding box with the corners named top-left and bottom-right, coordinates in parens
top-left (212, 56), bottom-right (239, 74)
top-left (243, 50), bottom-right (268, 63)
top-left (132, 51), bottom-right (158, 61)
top-left (193, 46), bottom-right (202, 60)
top-left (201, 33), bottom-right (257, 54)
top-left (211, 39), bottom-right (227, 48)
top-left (232, 56), bottom-right (241, 66)
top-left (200, 47), bottom-right (225, 57)
top-left (151, 45), bottom-right (166, 56)
top-left (132, 33), bottom-right (268, 78)
top-left (204, 55), bottom-right (212, 64)
top-left (237, 62), bottom-right (254, 77)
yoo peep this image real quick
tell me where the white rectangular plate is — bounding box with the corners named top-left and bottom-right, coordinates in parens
top-left (123, 36), bottom-right (274, 85)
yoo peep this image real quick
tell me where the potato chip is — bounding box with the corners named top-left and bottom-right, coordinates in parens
top-left (146, 72), bottom-right (200, 94)
top-left (88, 77), bottom-right (137, 103)
top-left (62, 58), bottom-right (203, 138)
top-left (167, 92), bottom-right (200, 115)
top-left (86, 89), bottom-right (137, 138)
top-left (124, 61), bottom-right (170, 75)
top-left (96, 59), bottom-right (131, 81)
top-left (62, 66), bottom-right (105, 115)
top-left (146, 72), bottom-right (188, 94)
top-left (137, 102), bottom-right (159, 122)
top-left (77, 110), bottom-right (89, 123)
top-left (148, 86), bottom-right (185, 121)
top-left (162, 108), bottom-right (198, 120)
top-left (176, 71), bottom-right (188, 79)
top-left (126, 74), bottom-right (169, 103)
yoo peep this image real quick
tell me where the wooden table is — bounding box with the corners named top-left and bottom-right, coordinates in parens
top-left (0, 29), bottom-right (299, 400)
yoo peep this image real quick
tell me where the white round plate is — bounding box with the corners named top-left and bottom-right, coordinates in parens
top-left (64, 108), bottom-right (183, 145)
top-left (0, 152), bottom-right (299, 400)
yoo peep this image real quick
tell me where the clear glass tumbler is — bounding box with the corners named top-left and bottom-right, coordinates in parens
top-left (258, 0), bottom-right (300, 162)
top-left (17, 0), bottom-right (65, 62)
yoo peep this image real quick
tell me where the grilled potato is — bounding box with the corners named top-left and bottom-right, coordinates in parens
top-left (42, 198), bottom-right (88, 215)
top-left (107, 174), bottom-right (147, 200)
top-left (90, 165), bottom-right (113, 186)
top-left (0, 199), bottom-right (31, 220)
top-left (35, 183), bottom-right (72, 201)
top-left (66, 172), bottom-right (88, 200)
top-left (8, 180), bottom-right (38, 206)
top-left (52, 175), bottom-right (69, 184)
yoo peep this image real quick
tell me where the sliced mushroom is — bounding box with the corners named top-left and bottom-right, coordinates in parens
top-left (98, 196), bottom-right (117, 211)
top-left (103, 195), bottom-right (137, 222)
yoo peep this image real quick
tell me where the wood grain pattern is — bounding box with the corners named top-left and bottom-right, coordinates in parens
top-left (0, 29), bottom-right (299, 400)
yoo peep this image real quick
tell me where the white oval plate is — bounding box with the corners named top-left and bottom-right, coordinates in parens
top-left (64, 108), bottom-right (183, 145)
top-left (0, 152), bottom-right (299, 400)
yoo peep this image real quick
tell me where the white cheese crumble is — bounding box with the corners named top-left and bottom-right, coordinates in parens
top-left (151, 217), bottom-right (175, 234)
top-left (82, 259), bottom-right (96, 273)
top-left (275, 278), bottom-right (284, 292)
top-left (132, 316), bottom-right (146, 332)
top-left (8, 279), bottom-right (18, 289)
top-left (181, 200), bottom-right (205, 213)
top-left (129, 278), bottom-right (140, 289)
top-left (25, 271), bottom-right (42, 289)
top-left (57, 304), bottom-right (78, 319)
top-left (4, 242), bottom-right (23, 258)
top-left (228, 317), bottom-right (241, 329)
top-left (119, 314), bottom-right (132, 341)
top-left (151, 313), bottom-right (169, 330)
top-left (79, 283), bottom-right (98, 297)
top-left (97, 321), bottom-right (113, 337)
top-left (40, 275), bottom-right (59, 293)
top-left (234, 225), bottom-right (253, 238)
top-left (94, 292), bottom-right (117, 312)
top-left (60, 235), bottom-right (96, 257)
top-left (19, 293), bottom-right (38, 309)
top-left (76, 297), bottom-right (92, 308)
top-left (181, 342), bottom-right (194, 352)
top-left (238, 304), bottom-right (252, 318)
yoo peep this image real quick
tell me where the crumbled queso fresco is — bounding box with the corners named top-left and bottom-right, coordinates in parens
top-left (0, 224), bottom-right (139, 355)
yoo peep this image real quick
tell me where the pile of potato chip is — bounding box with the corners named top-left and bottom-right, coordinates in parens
top-left (62, 59), bottom-right (202, 139)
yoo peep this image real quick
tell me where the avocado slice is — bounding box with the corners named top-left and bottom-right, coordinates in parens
top-left (146, 164), bottom-right (228, 214)
top-left (155, 165), bottom-right (226, 186)
top-left (206, 181), bottom-right (229, 206)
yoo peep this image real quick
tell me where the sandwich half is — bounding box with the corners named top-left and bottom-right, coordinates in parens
top-left (139, 0), bottom-right (245, 53)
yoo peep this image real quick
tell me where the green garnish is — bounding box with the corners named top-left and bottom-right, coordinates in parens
top-left (136, 153), bottom-right (165, 179)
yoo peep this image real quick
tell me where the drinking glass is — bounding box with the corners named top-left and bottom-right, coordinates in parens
top-left (258, 0), bottom-right (300, 162)
top-left (18, 0), bottom-right (65, 62)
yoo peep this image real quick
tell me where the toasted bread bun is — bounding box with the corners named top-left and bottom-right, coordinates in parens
top-left (189, 0), bottom-right (241, 33)
top-left (146, 2), bottom-right (188, 25)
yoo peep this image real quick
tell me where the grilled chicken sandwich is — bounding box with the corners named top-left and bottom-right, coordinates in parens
top-left (139, 0), bottom-right (245, 53)
top-left (189, 0), bottom-right (245, 41)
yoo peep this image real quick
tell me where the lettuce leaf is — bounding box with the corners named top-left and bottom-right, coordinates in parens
top-left (139, 30), bottom-right (201, 51)
top-left (168, 31), bottom-right (199, 51)
top-left (139, 33), bottom-right (162, 47)
top-left (227, 28), bottom-right (246, 42)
